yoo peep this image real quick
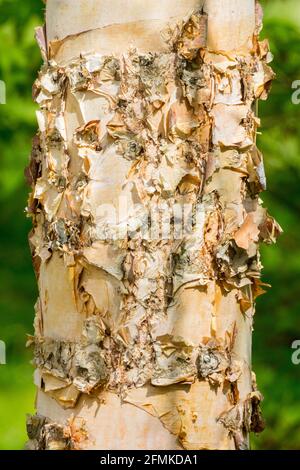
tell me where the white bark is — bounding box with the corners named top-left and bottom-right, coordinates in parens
top-left (26, 0), bottom-right (279, 450)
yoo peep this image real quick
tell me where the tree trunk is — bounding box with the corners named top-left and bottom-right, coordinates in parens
top-left (26, 0), bottom-right (280, 450)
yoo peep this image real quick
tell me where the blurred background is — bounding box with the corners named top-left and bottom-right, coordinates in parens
top-left (0, 0), bottom-right (299, 450)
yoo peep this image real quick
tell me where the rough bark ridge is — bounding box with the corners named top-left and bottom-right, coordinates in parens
top-left (25, 0), bottom-right (281, 450)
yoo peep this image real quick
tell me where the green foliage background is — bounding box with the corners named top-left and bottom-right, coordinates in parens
top-left (0, 0), bottom-right (299, 450)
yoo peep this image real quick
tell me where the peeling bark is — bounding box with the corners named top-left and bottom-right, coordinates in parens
top-left (26, 414), bottom-right (88, 450)
top-left (26, 0), bottom-right (280, 450)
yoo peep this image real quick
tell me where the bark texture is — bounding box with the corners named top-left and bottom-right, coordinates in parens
top-left (26, 0), bottom-right (281, 450)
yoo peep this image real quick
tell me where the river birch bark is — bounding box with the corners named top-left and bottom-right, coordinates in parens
top-left (25, 0), bottom-right (280, 450)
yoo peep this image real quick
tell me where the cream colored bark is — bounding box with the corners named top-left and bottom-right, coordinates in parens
top-left (25, 0), bottom-right (280, 450)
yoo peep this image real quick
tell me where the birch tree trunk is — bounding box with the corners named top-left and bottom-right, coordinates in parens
top-left (26, 0), bottom-right (280, 450)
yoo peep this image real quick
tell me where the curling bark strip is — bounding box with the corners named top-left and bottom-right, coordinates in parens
top-left (25, 0), bottom-right (281, 450)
